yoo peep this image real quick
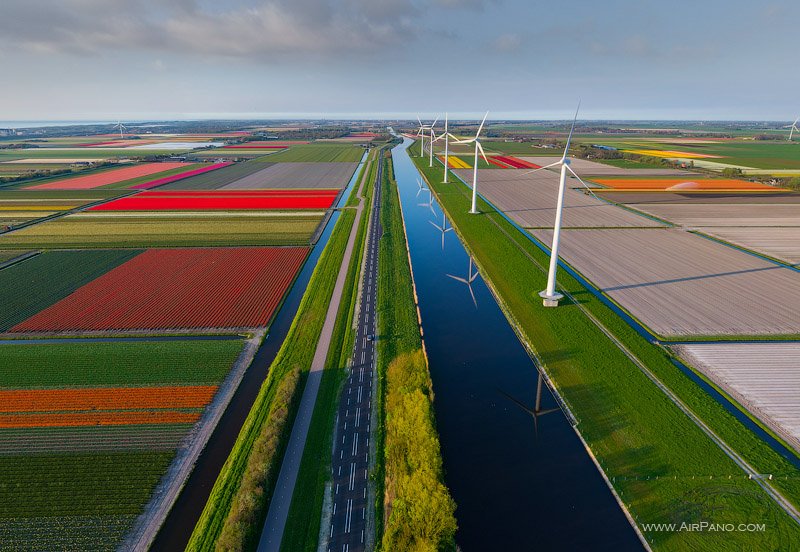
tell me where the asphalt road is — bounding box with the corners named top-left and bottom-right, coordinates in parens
top-left (328, 159), bottom-right (382, 552)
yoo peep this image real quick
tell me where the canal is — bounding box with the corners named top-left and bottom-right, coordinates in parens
top-left (391, 137), bottom-right (642, 550)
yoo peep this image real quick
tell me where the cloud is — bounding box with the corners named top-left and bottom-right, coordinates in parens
top-left (0, 0), bottom-right (417, 60)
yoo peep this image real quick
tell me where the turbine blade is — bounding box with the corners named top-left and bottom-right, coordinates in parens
top-left (428, 220), bottom-right (444, 232)
top-left (475, 111), bottom-right (489, 138)
top-left (417, 115), bottom-right (422, 126)
top-left (476, 141), bottom-right (490, 165)
top-left (431, 116), bottom-right (439, 127)
top-left (565, 164), bottom-right (600, 200)
top-left (521, 160), bottom-right (562, 176)
top-left (562, 100), bottom-right (581, 161)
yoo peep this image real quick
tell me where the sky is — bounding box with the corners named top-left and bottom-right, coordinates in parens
top-left (0, 0), bottom-right (798, 121)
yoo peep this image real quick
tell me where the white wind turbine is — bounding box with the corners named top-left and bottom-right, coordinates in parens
top-left (786, 117), bottom-right (799, 141)
top-left (450, 111), bottom-right (489, 214)
top-left (113, 121), bottom-right (127, 139)
top-left (416, 115), bottom-right (438, 158)
top-left (447, 256), bottom-right (479, 307)
top-left (431, 113), bottom-right (451, 181)
top-left (523, 101), bottom-right (587, 307)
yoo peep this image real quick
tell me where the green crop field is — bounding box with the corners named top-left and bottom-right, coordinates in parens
top-left (587, 139), bottom-right (800, 169)
top-left (258, 144), bottom-right (364, 163)
top-left (0, 212), bottom-right (323, 248)
top-left (158, 160), bottom-right (273, 190)
top-left (0, 338), bottom-right (245, 551)
top-left (0, 249), bottom-right (141, 331)
top-left (413, 152), bottom-right (800, 550)
top-left (0, 340), bottom-right (243, 387)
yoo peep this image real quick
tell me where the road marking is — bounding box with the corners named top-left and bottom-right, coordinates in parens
top-left (336, 483), bottom-right (339, 495)
top-left (352, 432), bottom-right (358, 455)
top-left (357, 386), bottom-right (362, 402)
top-left (349, 462), bottom-right (356, 491)
top-left (355, 407), bottom-right (360, 427)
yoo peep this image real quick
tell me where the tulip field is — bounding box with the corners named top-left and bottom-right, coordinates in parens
top-left (26, 162), bottom-right (191, 190)
top-left (0, 339), bottom-right (244, 550)
top-left (88, 189), bottom-right (340, 211)
top-left (12, 247), bottom-right (309, 332)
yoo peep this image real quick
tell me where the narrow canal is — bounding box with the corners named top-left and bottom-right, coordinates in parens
top-left (151, 151), bottom-right (368, 550)
top-left (391, 137), bottom-right (642, 550)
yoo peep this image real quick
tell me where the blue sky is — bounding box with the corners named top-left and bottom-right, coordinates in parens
top-left (0, 0), bottom-right (797, 121)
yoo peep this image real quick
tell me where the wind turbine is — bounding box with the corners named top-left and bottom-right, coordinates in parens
top-left (416, 177), bottom-right (428, 198)
top-left (416, 115), bottom-right (438, 158)
top-left (523, 102), bottom-right (587, 307)
top-left (447, 256), bottom-right (479, 307)
top-left (450, 111), bottom-right (489, 214)
top-left (786, 117), bottom-right (799, 141)
top-left (431, 113), bottom-right (451, 181)
top-left (113, 121), bottom-right (128, 139)
top-left (428, 211), bottom-right (453, 250)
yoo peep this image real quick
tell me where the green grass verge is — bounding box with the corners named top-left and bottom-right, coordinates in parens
top-left (411, 150), bottom-right (800, 550)
top-left (187, 208), bottom-right (358, 551)
top-left (279, 149), bottom-right (377, 552)
top-left (0, 249), bottom-right (141, 330)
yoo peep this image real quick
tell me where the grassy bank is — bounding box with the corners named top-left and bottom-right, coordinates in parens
top-left (186, 207), bottom-right (357, 551)
top-left (279, 150), bottom-right (377, 552)
top-left (409, 147), bottom-right (800, 550)
top-left (376, 155), bottom-right (457, 550)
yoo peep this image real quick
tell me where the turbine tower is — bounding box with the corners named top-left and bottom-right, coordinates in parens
top-left (431, 113), bottom-right (450, 182)
top-left (524, 102), bottom-right (589, 307)
top-left (787, 117), bottom-right (799, 141)
top-left (451, 112), bottom-right (489, 214)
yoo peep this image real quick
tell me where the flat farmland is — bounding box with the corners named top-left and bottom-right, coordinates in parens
top-left (452, 168), bottom-right (664, 228)
top-left (629, 203), bottom-right (800, 227)
top-left (259, 144), bottom-right (364, 162)
top-left (0, 191), bottom-right (118, 229)
top-left (0, 249), bottom-right (141, 330)
top-left (520, 156), bottom-right (698, 176)
top-left (0, 339), bottom-right (244, 550)
top-left (530, 227), bottom-right (800, 337)
top-left (12, 247), bottom-right (309, 332)
top-left (156, 160), bottom-right (274, 190)
top-left (592, 177), bottom-right (782, 192)
top-left (594, 191), bottom-right (800, 205)
top-left (0, 211), bottom-right (323, 248)
top-left (89, 189), bottom-right (339, 211)
top-left (221, 161), bottom-right (358, 189)
top-left (673, 342), bottom-right (800, 453)
top-left (698, 227), bottom-right (800, 264)
top-left (26, 163), bottom-right (190, 190)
